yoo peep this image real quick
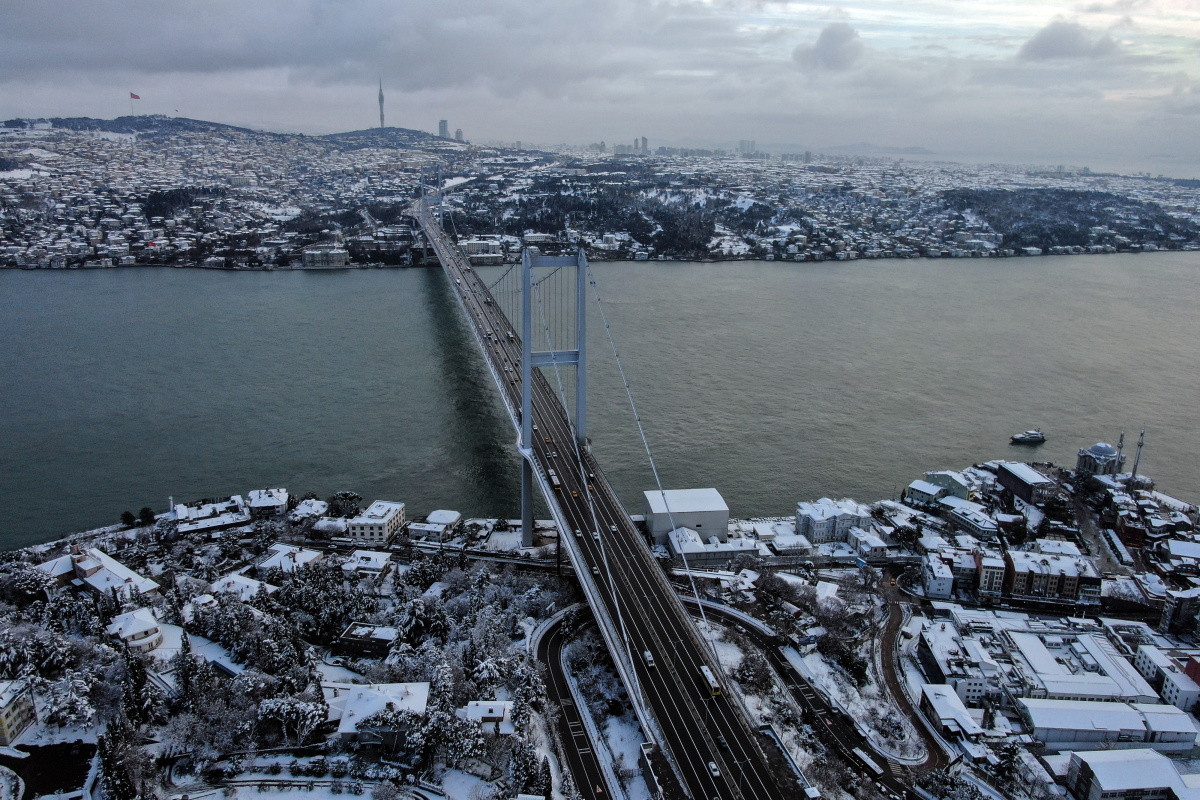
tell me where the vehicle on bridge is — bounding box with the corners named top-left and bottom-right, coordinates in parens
top-left (701, 665), bottom-right (721, 696)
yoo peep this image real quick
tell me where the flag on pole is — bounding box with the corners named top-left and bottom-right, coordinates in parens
top-left (130, 92), bottom-right (140, 100)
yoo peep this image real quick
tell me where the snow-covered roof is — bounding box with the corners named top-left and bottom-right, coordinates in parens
top-left (42, 547), bottom-right (161, 598)
top-left (645, 488), bottom-right (728, 516)
top-left (209, 571), bottom-right (277, 601)
top-left (348, 500), bottom-right (405, 524)
top-left (106, 607), bottom-right (159, 639)
top-left (289, 498), bottom-right (328, 520)
top-left (908, 480), bottom-right (944, 497)
top-left (247, 488), bottom-right (288, 509)
top-left (426, 509), bottom-right (461, 526)
top-left (258, 542), bottom-right (322, 572)
top-left (460, 700), bottom-right (516, 735)
top-left (999, 462), bottom-right (1054, 486)
top-left (1068, 749), bottom-right (1197, 794)
top-left (921, 684), bottom-right (983, 738)
top-left (326, 682), bottom-right (430, 735)
top-left (342, 550), bottom-right (391, 573)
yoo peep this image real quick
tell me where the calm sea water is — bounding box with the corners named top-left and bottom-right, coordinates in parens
top-left (2, 253), bottom-right (1198, 549)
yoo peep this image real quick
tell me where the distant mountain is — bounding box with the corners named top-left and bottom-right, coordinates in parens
top-left (10, 115), bottom-right (449, 152)
top-left (45, 115), bottom-right (259, 136)
top-left (323, 126), bottom-right (444, 150)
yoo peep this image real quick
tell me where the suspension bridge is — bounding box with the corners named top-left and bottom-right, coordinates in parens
top-left (408, 198), bottom-right (786, 800)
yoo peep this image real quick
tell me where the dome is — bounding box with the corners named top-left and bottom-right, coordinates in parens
top-left (1089, 442), bottom-right (1117, 457)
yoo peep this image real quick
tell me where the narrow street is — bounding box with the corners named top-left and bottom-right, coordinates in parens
top-left (878, 579), bottom-right (949, 774)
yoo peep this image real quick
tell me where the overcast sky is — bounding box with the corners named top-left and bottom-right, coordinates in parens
top-left (2, 0), bottom-right (1199, 174)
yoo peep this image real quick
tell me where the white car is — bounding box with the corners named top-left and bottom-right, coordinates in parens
top-left (643, 650), bottom-right (656, 667)
top-left (707, 762), bottom-right (721, 778)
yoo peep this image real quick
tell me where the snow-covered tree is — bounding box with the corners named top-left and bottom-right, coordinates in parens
top-left (121, 646), bottom-right (162, 727)
top-left (41, 670), bottom-right (96, 728)
top-left (258, 696), bottom-right (324, 746)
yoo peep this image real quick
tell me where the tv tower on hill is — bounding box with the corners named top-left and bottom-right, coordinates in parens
top-left (378, 79), bottom-right (385, 129)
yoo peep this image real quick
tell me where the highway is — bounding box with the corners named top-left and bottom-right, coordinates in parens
top-left (413, 206), bottom-right (785, 800)
top-left (538, 616), bottom-right (617, 800)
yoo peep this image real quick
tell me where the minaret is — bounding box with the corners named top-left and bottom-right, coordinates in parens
top-left (1116, 427), bottom-right (1126, 468)
top-left (1131, 427), bottom-right (1146, 479)
top-left (378, 79), bottom-right (385, 129)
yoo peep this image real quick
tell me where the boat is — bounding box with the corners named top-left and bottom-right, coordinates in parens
top-left (1011, 429), bottom-right (1046, 445)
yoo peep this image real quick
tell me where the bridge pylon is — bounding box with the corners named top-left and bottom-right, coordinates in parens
top-left (520, 247), bottom-right (588, 546)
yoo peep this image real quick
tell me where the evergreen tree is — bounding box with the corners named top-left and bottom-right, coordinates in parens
top-left (121, 646), bottom-right (161, 727)
top-left (98, 714), bottom-right (138, 800)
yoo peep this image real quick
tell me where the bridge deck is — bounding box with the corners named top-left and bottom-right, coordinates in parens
top-left (412, 206), bottom-right (783, 800)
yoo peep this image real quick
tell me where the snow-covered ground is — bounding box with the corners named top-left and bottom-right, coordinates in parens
top-left (440, 769), bottom-right (485, 800)
top-left (798, 648), bottom-right (926, 762)
top-left (604, 716), bottom-right (650, 800)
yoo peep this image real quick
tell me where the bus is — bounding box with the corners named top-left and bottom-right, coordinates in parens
top-left (851, 748), bottom-right (884, 779)
top-left (548, 469), bottom-right (561, 490)
top-left (700, 665), bottom-right (721, 696)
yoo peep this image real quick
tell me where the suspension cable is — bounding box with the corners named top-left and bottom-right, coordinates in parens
top-left (584, 264), bottom-right (713, 637)
top-left (531, 274), bottom-right (640, 679)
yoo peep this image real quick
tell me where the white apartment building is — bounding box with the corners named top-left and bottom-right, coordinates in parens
top-left (347, 501), bottom-right (406, 544)
top-left (796, 498), bottom-right (873, 543)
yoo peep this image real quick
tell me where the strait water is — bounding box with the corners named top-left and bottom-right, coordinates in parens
top-left (2, 253), bottom-right (1199, 549)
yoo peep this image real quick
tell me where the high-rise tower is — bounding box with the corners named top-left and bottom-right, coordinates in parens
top-left (378, 80), bottom-right (385, 129)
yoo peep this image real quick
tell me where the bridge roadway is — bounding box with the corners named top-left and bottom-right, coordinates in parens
top-left (413, 208), bottom-right (784, 800)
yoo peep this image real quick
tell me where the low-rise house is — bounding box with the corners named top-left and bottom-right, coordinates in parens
top-left (0, 680), bottom-right (36, 745)
top-left (848, 527), bottom-right (888, 559)
top-left (905, 480), bottom-right (946, 506)
top-left (459, 700), bottom-right (515, 735)
top-left (342, 550), bottom-right (392, 579)
top-left (173, 495), bottom-right (251, 534)
top-left (924, 470), bottom-right (971, 500)
top-left (337, 623), bottom-right (399, 658)
top-left (247, 488), bottom-right (289, 518)
top-left (106, 607), bottom-right (163, 653)
top-left (209, 572), bottom-right (277, 602)
top-left (325, 682), bottom-right (430, 745)
top-left (257, 542), bottom-right (322, 573)
top-left (289, 498), bottom-right (328, 523)
top-left (37, 546), bottom-right (160, 601)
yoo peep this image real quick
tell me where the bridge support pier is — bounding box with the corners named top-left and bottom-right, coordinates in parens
top-left (519, 248), bottom-right (589, 547)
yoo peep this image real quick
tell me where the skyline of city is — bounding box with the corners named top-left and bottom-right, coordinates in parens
top-left (3, 1), bottom-right (1200, 176)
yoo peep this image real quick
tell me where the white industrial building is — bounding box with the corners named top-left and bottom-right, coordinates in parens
top-left (1005, 631), bottom-right (1158, 703)
top-left (1065, 749), bottom-right (1200, 800)
top-left (666, 527), bottom-right (759, 566)
top-left (347, 500), bottom-right (406, 544)
top-left (1016, 698), bottom-right (1200, 753)
top-left (644, 489), bottom-right (729, 545)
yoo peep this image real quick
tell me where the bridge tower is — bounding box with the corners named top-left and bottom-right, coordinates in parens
top-left (520, 248), bottom-right (588, 546)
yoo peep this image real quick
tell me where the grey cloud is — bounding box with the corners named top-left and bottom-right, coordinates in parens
top-left (1018, 21), bottom-right (1120, 61)
top-left (793, 23), bottom-right (864, 72)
